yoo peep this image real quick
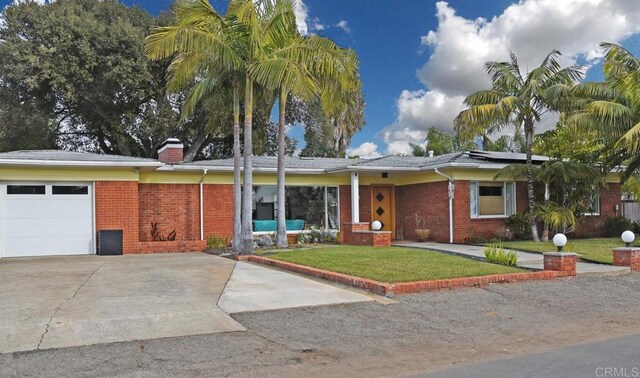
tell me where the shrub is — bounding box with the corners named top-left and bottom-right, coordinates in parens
top-left (632, 220), bottom-right (640, 235)
top-left (494, 227), bottom-right (514, 241)
top-left (255, 234), bottom-right (276, 249)
top-left (206, 234), bottom-right (229, 249)
top-left (484, 242), bottom-right (518, 267)
top-left (505, 213), bottom-right (531, 240)
top-left (297, 228), bottom-right (337, 244)
top-left (603, 216), bottom-right (633, 237)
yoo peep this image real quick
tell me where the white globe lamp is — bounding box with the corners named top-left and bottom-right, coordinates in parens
top-left (553, 233), bottom-right (568, 252)
top-left (622, 230), bottom-right (635, 247)
top-left (371, 220), bottom-right (382, 231)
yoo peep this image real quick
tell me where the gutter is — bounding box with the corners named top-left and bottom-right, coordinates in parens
top-left (434, 168), bottom-right (455, 244)
top-left (199, 169), bottom-right (208, 241)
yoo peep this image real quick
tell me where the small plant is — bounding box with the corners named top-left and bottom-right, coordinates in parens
top-left (297, 228), bottom-right (337, 244)
top-left (206, 234), bottom-right (229, 249)
top-left (484, 241), bottom-right (518, 267)
top-left (150, 222), bottom-right (176, 241)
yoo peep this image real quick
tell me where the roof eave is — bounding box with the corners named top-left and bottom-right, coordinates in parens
top-left (0, 159), bottom-right (163, 169)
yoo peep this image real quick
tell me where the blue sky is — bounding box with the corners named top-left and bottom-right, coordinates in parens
top-left (4, 0), bottom-right (640, 156)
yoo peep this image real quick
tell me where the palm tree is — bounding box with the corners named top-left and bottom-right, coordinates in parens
top-left (145, 0), bottom-right (245, 251)
top-left (455, 50), bottom-right (583, 241)
top-left (249, 2), bottom-right (360, 248)
top-left (569, 43), bottom-right (640, 179)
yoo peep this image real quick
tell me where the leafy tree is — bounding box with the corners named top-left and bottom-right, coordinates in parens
top-left (0, 0), bottom-right (214, 157)
top-left (455, 50), bottom-right (583, 242)
top-left (410, 127), bottom-right (477, 156)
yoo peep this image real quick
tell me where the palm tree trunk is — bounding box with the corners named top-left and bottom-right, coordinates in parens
top-left (276, 88), bottom-right (288, 248)
top-left (240, 77), bottom-right (255, 254)
top-left (232, 86), bottom-right (242, 252)
top-left (525, 117), bottom-right (540, 242)
top-left (541, 182), bottom-right (550, 242)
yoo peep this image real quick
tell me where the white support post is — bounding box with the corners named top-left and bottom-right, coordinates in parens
top-left (351, 172), bottom-right (360, 223)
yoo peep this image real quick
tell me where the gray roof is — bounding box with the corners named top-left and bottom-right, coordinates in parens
top-left (181, 156), bottom-right (360, 171)
top-left (0, 150), bottom-right (161, 166)
top-left (180, 151), bottom-right (546, 172)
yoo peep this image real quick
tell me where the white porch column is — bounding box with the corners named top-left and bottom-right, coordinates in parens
top-left (350, 172), bottom-right (360, 223)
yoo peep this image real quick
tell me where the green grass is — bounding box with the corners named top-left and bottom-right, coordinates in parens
top-left (266, 245), bottom-right (523, 283)
top-left (501, 237), bottom-right (635, 264)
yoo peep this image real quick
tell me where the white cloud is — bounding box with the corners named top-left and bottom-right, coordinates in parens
top-left (336, 20), bottom-right (351, 34)
top-left (310, 17), bottom-right (325, 31)
top-left (382, 0), bottom-right (640, 154)
top-left (293, 0), bottom-right (309, 35)
top-left (347, 142), bottom-right (381, 159)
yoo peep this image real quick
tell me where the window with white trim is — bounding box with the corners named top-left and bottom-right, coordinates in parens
top-left (470, 181), bottom-right (516, 218)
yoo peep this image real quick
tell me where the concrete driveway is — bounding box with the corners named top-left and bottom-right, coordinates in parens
top-left (0, 253), bottom-right (244, 353)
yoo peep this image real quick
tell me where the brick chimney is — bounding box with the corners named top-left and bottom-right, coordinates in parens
top-left (158, 138), bottom-right (184, 164)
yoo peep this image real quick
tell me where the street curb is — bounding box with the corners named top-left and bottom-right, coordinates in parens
top-left (235, 255), bottom-right (572, 296)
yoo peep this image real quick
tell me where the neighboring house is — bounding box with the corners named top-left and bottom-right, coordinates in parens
top-left (0, 139), bottom-right (622, 258)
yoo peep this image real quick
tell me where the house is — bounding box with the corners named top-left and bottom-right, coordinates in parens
top-left (0, 139), bottom-right (622, 258)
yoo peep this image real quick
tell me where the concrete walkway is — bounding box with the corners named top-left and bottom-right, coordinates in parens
top-left (393, 241), bottom-right (631, 277)
top-left (218, 261), bottom-right (373, 313)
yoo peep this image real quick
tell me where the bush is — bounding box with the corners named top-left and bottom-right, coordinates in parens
top-left (603, 216), bottom-right (633, 237)
top-left (206, 234), bottom-right (229, 249)
top-left (484, 242), bottom-right (518, 267)
top-left (297, 228), bottom-right (337, 244)
top-left (255, 234), bottom-right (276, 249)
top-left (505, 213), bottom-right (531, 240)
top-left (633, 220), bottom-right (640, 235)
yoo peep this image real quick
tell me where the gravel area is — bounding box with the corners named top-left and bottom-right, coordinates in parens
top-left (2, 274), bottom-right (640, 377)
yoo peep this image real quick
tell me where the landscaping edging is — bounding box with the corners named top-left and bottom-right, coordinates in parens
top-left (236, 255), bottom-right (573, 296)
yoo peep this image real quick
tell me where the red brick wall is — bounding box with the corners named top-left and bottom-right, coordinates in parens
top-left (396, 182), bottom-right (451, 242)
top-left (95, 181), bottom-right (139, 254)
top-left (203, 184), bottom-right (234, 240)
top-left (138, 184), bottom-right (200, 242)
top-left (339, 185), bottom-right (373, 242)
top-left (575, 183), bottom-right (622, 237)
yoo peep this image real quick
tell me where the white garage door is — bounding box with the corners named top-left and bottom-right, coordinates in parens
top-left (0, 183), bottom-right (94, 257)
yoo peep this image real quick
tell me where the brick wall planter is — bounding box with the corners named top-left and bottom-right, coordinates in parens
top-left (237, 255), bottom-right (572, 296)
top-left (613, 248), bottom-right (640, 271)
top-left (136, 240), bottom-right (206, 254)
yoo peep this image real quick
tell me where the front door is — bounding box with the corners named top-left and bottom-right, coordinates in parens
top-left (371, 186), bottom-right (395, 238)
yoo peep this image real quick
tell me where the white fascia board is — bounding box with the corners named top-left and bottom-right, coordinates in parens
top-left (0, 159), bottom-right (163, 168)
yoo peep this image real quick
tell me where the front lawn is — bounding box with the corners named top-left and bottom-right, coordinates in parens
top-left (266, 245), bottom-right (523, 283)
top-left (501, 238), bottom-right (633, 264)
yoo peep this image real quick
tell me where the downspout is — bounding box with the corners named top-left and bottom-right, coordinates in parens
top-left (200, 169), bottom-right (208, 241)
top-left (434, 168), bottom-right (454, 244)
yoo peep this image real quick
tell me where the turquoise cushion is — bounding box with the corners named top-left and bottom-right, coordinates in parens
top-left (252, 219), bottom-right (305, 231)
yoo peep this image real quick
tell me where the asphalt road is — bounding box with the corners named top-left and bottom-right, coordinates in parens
top-left (2, 273), bottom-right (640, 377)
top-left (425, 333), bottom-right (640, 378)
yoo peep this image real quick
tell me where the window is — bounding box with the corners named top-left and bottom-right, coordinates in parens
top-left (585, 193), bottom-right (601, 216)
top-left (470, 181), bottom-right (516, 218)
top-left (52, 185), bottom-right (89, 195)
top-left (250, 185), bottom-right (339, 232)
top-left (7, 185), bottom-right (45, 195)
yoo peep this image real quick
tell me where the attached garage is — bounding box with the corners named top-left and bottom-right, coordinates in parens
top-left (0, 183), bottom-right (94, 257)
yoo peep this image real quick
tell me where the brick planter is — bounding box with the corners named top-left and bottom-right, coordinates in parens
top-left (613, 248), bottom-right (640, 271)
top-left (543, 252), bottom-right (577, 276)
top-left (238, 255), bottom-right (572, 296)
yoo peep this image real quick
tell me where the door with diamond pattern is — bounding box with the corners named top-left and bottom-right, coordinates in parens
top-left (371, 186), bottom-right (395, 238)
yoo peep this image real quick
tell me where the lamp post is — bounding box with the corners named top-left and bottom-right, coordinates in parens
top-left (543, 233), bottom-right (577, 276)
top-left (622, 230), bottom-right (635, 248)
top-left (553, 233), bottom-right (567, 252)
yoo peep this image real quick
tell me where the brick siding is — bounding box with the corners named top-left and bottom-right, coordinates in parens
top-left (95, 181), bottom-right (140, 254)
top-left (138, 184), bottom-right (200, 242)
